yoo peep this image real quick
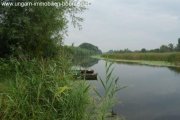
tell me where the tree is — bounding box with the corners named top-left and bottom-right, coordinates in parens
top-left (0, 0), bottom-right (86, 58)
top-left (124, 48), bottom-right (131, 53)
top-left (107, 50), bottom-right (114, 54)
top-left (141, 48), bottom-right (146, 53)
top-left (176, 38), bottom-right (180, 51)
top-left (168, 43), bottom-right (174, 51)
top-left (160, 45), bottom-right (170, 52)
top-left (79, 43), bottom-right (102, 54)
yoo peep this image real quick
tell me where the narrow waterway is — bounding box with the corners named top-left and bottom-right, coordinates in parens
top-left (86, 59), bottom-right (180, 120)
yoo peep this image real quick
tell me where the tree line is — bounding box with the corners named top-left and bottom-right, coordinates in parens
top-left (107, 39), bottom-right (180, 53)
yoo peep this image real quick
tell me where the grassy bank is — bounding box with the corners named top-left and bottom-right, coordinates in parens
top-left (95, 52), bottom-right (180, 67)
top-left (0, 58), bottom-right (91, 120)
top-left (0, 58), bottom-right (123, 120)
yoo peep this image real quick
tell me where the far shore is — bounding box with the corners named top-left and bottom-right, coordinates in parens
top-left (93, 55), bottom-right (180, 68)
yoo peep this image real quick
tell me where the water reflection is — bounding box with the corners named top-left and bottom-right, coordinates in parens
top-left (113, 60), bottom-right (180, 74)
top-left (72, 56), bottom-right (99, 68)
top-left (154, 115), bottom-right (180, 120)
top-left (74, 58), bottom-right (180, 120)
top-left (168, 67), bottom-right (180, 73)
top-left (73, 57), bottom-right (180, 74)
top-left (90, 60), bottom-right (180, 120)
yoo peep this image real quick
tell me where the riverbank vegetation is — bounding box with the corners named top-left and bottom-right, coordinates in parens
top-left (94, 62), bottom-right (126, 120)
top-left (107, 39), bottom-right (180, 53)
top-left (102, 52), bottom-right (180, 65)
top-left (0, 57), bottom-right (91, 120)
top-left (0, 0), bottom-right (121, 120)
top-left (66, 42), bottom-right (102, 57)
top-left (102, 40), bottom-right (180, 67)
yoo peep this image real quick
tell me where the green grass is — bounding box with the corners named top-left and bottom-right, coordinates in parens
top-left (96, 52), bottom-right (180, 67)
top-left (0, 58), bottom-right (124, 120)
top-left (0, 58), bottom-right (91, 120)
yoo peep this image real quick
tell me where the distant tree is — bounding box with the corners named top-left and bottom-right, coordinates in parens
top-left (134, 50), bottom-right (140, 53)
top-left (141, 48), bottom-right (146, 53)
top-left (168, 43), bottom-right (174, 51)
top-left (79, 43), bottom-right (102, 54)
top-left (154, 48), bottom-right (160, 52)
top-left (160, 45), bottom-right (170, 52)
top-left (176, 38), bottom-right (180, 51)
top-left (124, 48), bottom-right (131, 53)
top-left (149, 48), bottom-right (160, 52)
top-left (107, 50), bottom-right (114, 54)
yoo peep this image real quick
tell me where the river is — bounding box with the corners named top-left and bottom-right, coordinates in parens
top-left (77, 58), bottom-right (180, 120)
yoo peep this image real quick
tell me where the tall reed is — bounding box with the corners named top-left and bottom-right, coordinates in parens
top-left (0, 58), bottom-right (90, 120)
top-left (94, 62), bottom-right (126, 120)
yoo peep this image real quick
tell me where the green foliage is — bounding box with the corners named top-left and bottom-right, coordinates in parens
top-left (94, 62), bottom-right (125, 120)
top-left (64, 43), bottom-right (102, 59)
top-left (108, 39), bottom-right (180, 53)
top-left (176, 38), bottom-right (180, 51)
top-left (0, 58), bottom-right (90, 120)
top-left (107, 49), bottom-right (132, 54)
top-left (168, 43), bottom-right (174, 51)
top-left (159, 45), bottom-right (171, 52)
top-left (0, 57), bottom-right (124, 120)
top-left (0, 1), bottom-right (125, 119)
top-left (103, 52), bottom-right (180, 63)
top-left (71, 46), bottom-right (97, 56)
top-left (0, 0), bottom-right (86, 58)
top-left (65, 44), bottom-right (101, 59)
top-left (141, 48), bottom-right (146, 53)
top-left (79, 43), bottom-right (102, 54)
top-left (72, 56), bottom-right (98, 67)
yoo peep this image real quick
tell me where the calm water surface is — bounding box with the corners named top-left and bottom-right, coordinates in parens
top-left (88, 59), bottom-right (180, 120)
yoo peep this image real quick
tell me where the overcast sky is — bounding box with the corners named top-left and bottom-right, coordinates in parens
top-left (65, 0), bottom-right (180, 52)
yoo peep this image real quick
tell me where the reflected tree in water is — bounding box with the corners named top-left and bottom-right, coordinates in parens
top-left (72, 57), bottom-right (99, 68)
